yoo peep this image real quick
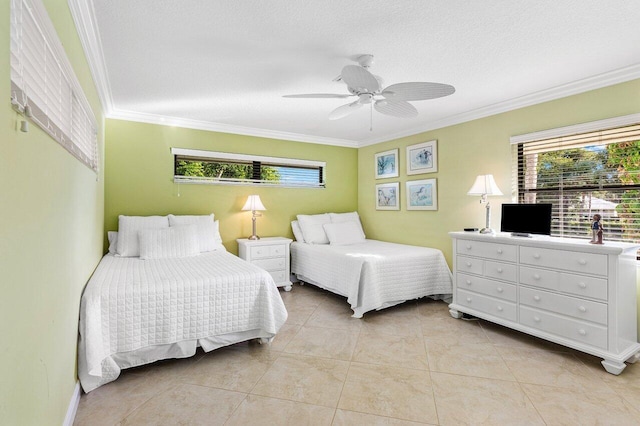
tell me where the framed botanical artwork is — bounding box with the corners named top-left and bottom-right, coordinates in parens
top-left (375, 149), bottom-right (399, 179)
top-left (376, 182), bottom-right (400, 210)
top-left (406, 140), bottom-right (437, 175)
top-left (406, 178), bottom-right (437, 211)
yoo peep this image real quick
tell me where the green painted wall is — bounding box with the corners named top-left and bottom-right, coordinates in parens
top-left (358, 79), bottom-right (640, 266)
top-left (0, 1), bottom-right (104, 424)
top-left (104, 119), bottom-right (358, 253)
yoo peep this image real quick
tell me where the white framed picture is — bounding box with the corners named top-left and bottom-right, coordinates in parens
top-left (376, 182), bottom-right (400, 210)
top-left (406, 178), bottom-right (437, 211)
top-left (375, 149), bottom-right (399, 179)
top-left (406, 140), bottom-right (437, 175)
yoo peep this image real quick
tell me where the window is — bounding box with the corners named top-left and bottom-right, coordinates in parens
top-left (511, 114), bottom-right (640, 243)
top-left (10, 0), bottom-right (98, 171)
top-left (172, 148), bottom-right (326, 188)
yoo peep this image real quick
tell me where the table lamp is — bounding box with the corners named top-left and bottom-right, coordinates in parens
top-left (242, 195), bottom-right (266, 240)
top-left (467, 174), bottom-right (503, 234)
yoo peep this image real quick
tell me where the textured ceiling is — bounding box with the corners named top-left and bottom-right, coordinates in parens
top-left (73, 0), bottom-right (640, 146)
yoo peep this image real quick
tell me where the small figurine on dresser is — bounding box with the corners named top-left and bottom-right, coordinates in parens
top-left (589, 214), bottom-right (604, 244)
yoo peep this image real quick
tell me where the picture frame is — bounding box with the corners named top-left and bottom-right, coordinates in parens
top-left (376, 182), bottom-right (400, 210)
top-left (406, 140), bottom-right (437, 175)
top-left (375, 149), bottom-right (399, 179)
top-left (406, 178), bottom-right (437, 211)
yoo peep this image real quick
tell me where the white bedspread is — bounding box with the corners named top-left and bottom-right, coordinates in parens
top-left (291, 240), bottom-right (452, 317)
top-left (78, 251), bottom-right (287, 392)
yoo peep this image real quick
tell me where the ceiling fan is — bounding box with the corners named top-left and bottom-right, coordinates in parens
top-left (283, 54), bottom-right (455, 121)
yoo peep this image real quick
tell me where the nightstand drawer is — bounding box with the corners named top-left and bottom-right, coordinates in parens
top-left (456, 256), bottom-right (483, 275)
top-left (253, 258), bottom-right (286, 271)
top-left (250, 244), bottom-right (286, 259)
top-left (269, 270), bottom-right (287, 283)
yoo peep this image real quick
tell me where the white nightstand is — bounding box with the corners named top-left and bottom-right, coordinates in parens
top-left (237, 237), bottom-right (293, 291)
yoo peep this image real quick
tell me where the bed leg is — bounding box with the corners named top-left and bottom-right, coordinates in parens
top-left (258, 338), bottom-right (271, 345)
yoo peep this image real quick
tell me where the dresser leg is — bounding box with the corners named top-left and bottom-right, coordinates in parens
top-left (449, 308), bottom-right (463, 319)
top-left (626, 352), bottom-right (640, 364)
top-left (601, 359), bottom-right (626, 375)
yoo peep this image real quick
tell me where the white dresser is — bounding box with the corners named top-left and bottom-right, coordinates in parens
top-left (449, 231), bottom-right (640, 374)
top-left (237, 237), bottom-right (293, 291)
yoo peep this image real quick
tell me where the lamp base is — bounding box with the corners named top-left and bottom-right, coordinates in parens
top-left (479, 227), bottom-right (495, 235)
top-left (248, 235), bottom-right (260, 240)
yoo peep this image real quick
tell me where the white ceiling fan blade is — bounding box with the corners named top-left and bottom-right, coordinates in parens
top-left (382, 82), bottom-right (455, 101)
top-left (374, 100), bottom-right (418, 118)
top-left (340, 65), bottom-right (380, 93)
top-left (328, 101), bottom-right (363, 120)
top-left (283, 93), bottom-right (353, 99)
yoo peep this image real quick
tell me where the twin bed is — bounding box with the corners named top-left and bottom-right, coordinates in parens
top-left (78, 212), bottom-right (452, 392)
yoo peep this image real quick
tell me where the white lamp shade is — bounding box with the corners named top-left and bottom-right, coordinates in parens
top-left (242, 195), bottom-right (266, 211)
top-left (467, 174), bottom-right (503, 196)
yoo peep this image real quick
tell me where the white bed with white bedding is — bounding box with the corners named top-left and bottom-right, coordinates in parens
top-left (291, 212), bottom-right (452, 317)
top-left (78, 214), bottom-right (287, 392)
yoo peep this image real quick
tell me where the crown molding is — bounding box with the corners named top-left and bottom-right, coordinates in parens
top-left (358, 63), bottom-right (640, 147)
top-left (68, 0), bottom-right (114, 114)
top-left (108, 109), bottom-right (359, 148)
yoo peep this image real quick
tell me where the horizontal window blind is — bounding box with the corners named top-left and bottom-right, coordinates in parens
top-left (512, 120), bottom-right (640, 244)
top-left (172, 148), bottom-right (326, 188)
top-left (10, 0), bottom-right (98, 172)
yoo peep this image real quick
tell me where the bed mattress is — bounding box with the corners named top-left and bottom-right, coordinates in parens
top-left (78, 251), bottom-right (287, 392)
top-left (291, 240), bottom-right (452, 317)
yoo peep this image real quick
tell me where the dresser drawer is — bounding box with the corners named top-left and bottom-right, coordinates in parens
top-left (519, 246), bottom-right (607, 276)
top-left (520, 306), bottom-right (607, 350)
top-left (519, 266), bottom-right (560, 291)
top-left (457, 288), bottom-right (517, 321)
top-left (250, 244), bottom-right (286, 259)
top-left (456, 256), bottom-right (483, 275)
top-left (484, 260), bottom-right (517, 282)
top-left (253, 258), bottom-right (286, 271)
top-left (457, 240), bottom-right (517, 262)
top-left (519, 287), bottom-right (607, 325)
top-left (559, 272), bottom-right (608, 301)
top-left (458, 273), bottom-right (516, 302)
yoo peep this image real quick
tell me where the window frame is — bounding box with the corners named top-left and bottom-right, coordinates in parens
top-left (510, 114), bottom-right (640, 244)
top-left (171, 148), bottom-right (326, 188)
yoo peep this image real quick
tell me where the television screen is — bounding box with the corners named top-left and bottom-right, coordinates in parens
top-left (500, 203), bottom-right (552, 236)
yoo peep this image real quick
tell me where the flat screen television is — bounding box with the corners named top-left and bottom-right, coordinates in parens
top-left (500, 203), bottom-right (552, 236)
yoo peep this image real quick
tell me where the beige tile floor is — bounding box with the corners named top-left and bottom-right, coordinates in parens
top-left (74, 284), bottom-right (640, 425)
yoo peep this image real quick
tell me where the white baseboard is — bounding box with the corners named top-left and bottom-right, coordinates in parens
top-left (63, 382), bottom-right (81, 426)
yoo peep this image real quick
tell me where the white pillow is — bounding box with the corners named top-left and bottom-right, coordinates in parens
top-left (116, 215), bottom-right (169, 257)
top-left (107, 231), bottom-right (118, 254)
top-left (139, 225), bottom-right (200, 260)
top-left (291, 220), bottom-right (305, 243)
top-left (297, 213), bottom-right (331, 244)
top-left (168, 214), bottom-right (220, 252)
top-left (323, 222), bottom-right (366, 245)
top-left (329, 211), bottom-right (366, 239)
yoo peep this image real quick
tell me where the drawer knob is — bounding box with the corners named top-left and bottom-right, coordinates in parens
top-left (579, 306), bottom-right (587, 313)
top-left (579, 282), bottom-right (587, 289)
top-left (497, 306), bottom-right (504, 312)
top-left (466, 244), bottom-right (472, 250)
top-left (496, 287), bottom-right (504, 293)
top-left (533, 253), bottom-right (541, 259)
top-left (534, 316), bottom-right (541, 322)
top-left (497, 268), bottom-right (503, 273)
top-left (497, 249), bottom-right (503, 254)
top-left (466, 297), bottom-right (472, 303)
top-left (578, 259), bottom-right (587, 265)
top-left (578, 329), bottom-right (587, 336)
top-left (533, 295), bottom-right (541, 302)
top-left (533, 274), bottom-right (541, 280)
top-left (466, 280), bottom-right (472, 285)
top-left (466, 262), bottom-right (472, 267)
